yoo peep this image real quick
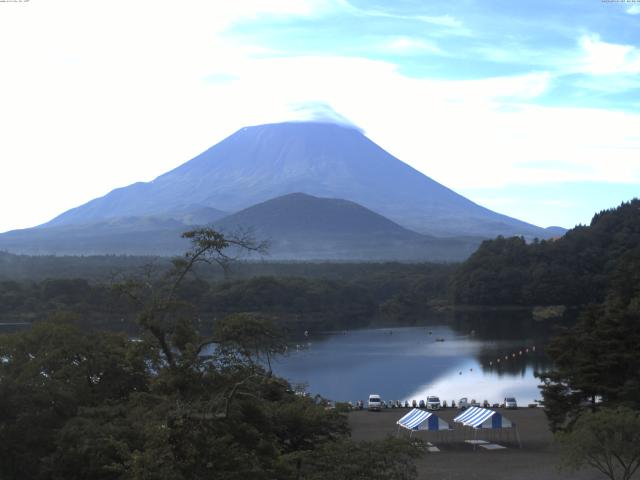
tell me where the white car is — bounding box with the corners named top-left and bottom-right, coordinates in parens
top-left (426, 396), bottom-right (441, 410)
top-left (368, 394), bottom-right (382, 411)
top-left (504, 397), bottom-right (518, 409)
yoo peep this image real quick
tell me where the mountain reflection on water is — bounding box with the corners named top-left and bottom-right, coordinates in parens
top-left (272, 313), bottom-right (559, 405)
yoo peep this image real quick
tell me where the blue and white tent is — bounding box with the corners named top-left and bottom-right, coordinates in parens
top-left (397, 408), bottom-right (451, 432)
top-left (453, 406), bottom-right (521, 448)
top-left (453, 406), bottom-right (513, 429)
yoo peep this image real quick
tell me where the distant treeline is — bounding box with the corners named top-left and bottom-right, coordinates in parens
top-left (0, 262), bottom-right (456, 332)
top-left (0, 252), bottom-right (453, 283)
top-left (4, 199), bottom-right (639, 330)
top-left (451, 199), bottom-right (640, 306)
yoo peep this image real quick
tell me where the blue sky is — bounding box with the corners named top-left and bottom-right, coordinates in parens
top-left (0, 0), bottom-right (639, 232)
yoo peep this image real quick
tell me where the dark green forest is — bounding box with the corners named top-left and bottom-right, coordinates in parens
top-left (0, 229), bottom-right (422, 480)
top-left (537, 239), bottom-right (640, 430)
top-left (451, 199), bottom-right (640, 307)
top-left (2, 200), bottom-right (640, 478)
top-left (0, 250), bottom-right (455, 284)
top-left (0, 260), bottom-right (454, 333)
top-left (447, 200), bottom-right (640, 429)
top-left (5, 200), bottom-right (640, 331)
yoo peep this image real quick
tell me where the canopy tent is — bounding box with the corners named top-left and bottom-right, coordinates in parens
top-left (396, 408), bottom-right (451, 437)
top-left (453, 406), bottom-right (520, 448)
top-left (453, 406), bottom-right (513, 429)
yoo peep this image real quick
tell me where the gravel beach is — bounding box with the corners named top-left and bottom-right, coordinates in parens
top-left (349, 407), bottom-right (604, 480)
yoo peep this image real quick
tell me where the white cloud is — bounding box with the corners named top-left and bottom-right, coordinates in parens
top-left (472, 35), bottom-right (640, 79)
top-left (0, 0), bottom-right (328, 232)
top-left (0, 1), bottom-right (638, 233)
top-left (579, 34), bottom-right (640, 75)
top-left (333, 0), bottom-right (470, 35)
top-left (289, 101), bottom-right (364, 132)
top-left (144, 53), bottom-right (638, 191)
top-left (382, 37), bottom-right (444, 55)
top-left (415, 15), bottom-right (463, 28)
top-left (627, 5), bottom-right (640, 15)
top-left (448, 72), bottom-right (552, 100)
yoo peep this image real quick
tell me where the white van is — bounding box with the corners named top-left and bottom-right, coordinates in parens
top-left (368, 394), bottom-right (382, 411)
top-left (426, 396), bottom-right (441, 410)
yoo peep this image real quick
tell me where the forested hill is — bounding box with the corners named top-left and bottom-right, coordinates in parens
top-left (451, 199), bottom-right (640, 306)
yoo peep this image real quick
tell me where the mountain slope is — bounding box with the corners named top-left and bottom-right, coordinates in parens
top-left (0, 217), bottom-right (191, 256)
top-left (44, 121), bottom-right (555, 239)
top-left (216, 192), bottom-right (421, 237)
top-left (0, 193), bottom-right (481, 260)
top-left (213, 193), bottom-right (480, 261)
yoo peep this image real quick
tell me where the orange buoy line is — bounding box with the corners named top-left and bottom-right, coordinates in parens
top-left (483, 345), bottom-right (537, 368)
top-left (449, 344), bottom-right (539, 380)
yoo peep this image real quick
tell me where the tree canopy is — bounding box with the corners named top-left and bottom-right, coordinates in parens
top-left (451, 199), bottom-right (640, 307)
top-left (537, 242), bottom-right (640, 431)
top-left (0, 228), bottom-right (420, 480)
top-left (558, 407), bottom-right (640, 480)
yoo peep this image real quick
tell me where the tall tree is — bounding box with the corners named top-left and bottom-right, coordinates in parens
top-left (213, 313), bottom-right (287, 375)
top-left (115, 228), bottom-right (267, 372)
top-left (558, 407), bottom-right (640, 480)
top-left (538, 244), bottom-right (640, 431)
top-left (0, 319), bottom-right (149, 480)
top-left (0, 228), bottom-right (421, 480)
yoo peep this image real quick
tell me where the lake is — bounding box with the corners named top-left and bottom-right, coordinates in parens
top-left (272, 318), bottom-right (555, 406)
top-left (0, 314), bottom-right (556, 406)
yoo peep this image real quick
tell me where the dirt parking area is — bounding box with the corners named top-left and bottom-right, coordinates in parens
top-left (349, 408), bottom-right (603, 480)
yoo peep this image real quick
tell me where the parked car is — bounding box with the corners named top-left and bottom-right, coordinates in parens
top-left (395, 400), bottom-right (402, 408)
top-left (458, 397), bottom-right (469, 409)
top-left (404, 400), bottom-right (410, 408)
top-left (368, 394), bottom-right (382, 411)
top-left (418, 399), bottom-right (425, 408)
top-left (426, 396), bottom-right (441, 410)
top-left (504, 397), bottom-right (518, 409)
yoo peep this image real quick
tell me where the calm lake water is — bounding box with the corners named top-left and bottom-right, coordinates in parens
top-left (0, 313), bottom-right (558, 406)
top-left (273, 318), bottom-right (554, 406)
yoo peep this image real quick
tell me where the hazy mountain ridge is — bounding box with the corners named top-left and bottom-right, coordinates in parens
top-left (0, 217), bottom-right (190, 256)
top-left (0, 121), bottom-right (564, 259)
top-left (216, 193), bottom-right (422, 237)
top-left (214, 193), bottom-right (481, 261)
top-left (0, 193), bottom-right (481, 260)
top-left (43, 122), bottom-right (556, 239)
